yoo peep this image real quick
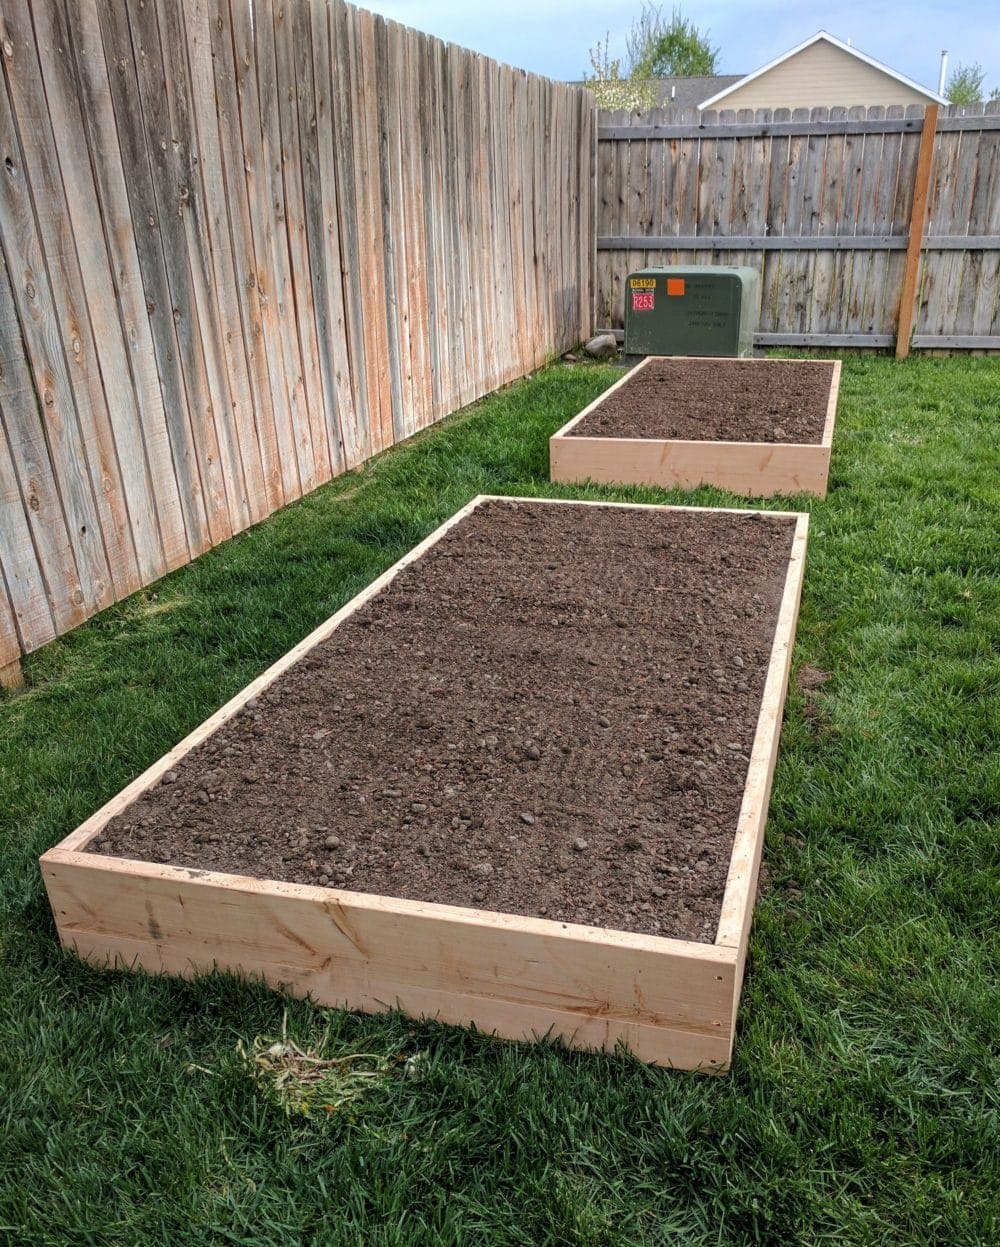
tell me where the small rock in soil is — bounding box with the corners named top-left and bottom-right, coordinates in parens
top-left (162, 771), bottom-right (178, 785)
top-left (520, 811), bottom-right (535, 825)
top-left (572, 837), bottom-right (588, 852)
top-left (324, 835), bottom-right (341, 849)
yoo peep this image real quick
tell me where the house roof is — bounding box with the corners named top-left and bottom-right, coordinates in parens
top-left (647, 75), bottom-right (744, 108)
top-left (698, 31), bottom-right (946, 110)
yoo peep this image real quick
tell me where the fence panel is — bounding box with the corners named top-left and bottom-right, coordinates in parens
top-left (0, 0), bottom-right (596, 673)
top-left (596, 102), bottom-right (1000, 350)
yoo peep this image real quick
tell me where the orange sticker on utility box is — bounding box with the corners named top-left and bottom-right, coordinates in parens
top-left (666, 278), bottom-right (686, 296)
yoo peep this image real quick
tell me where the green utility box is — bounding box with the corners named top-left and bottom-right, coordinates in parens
top-left (624, 265), bottom-right (760, 357)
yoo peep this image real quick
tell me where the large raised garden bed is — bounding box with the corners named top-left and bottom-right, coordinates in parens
top-left (41, 496), bottom-right (808, 1071)
top-left (550, 356), bottom-right (841, 498)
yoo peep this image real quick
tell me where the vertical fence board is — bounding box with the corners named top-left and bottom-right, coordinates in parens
top-left (0, 41), bottom-right (113, 615)
top-left (0, 0), bottom-right (596, 665)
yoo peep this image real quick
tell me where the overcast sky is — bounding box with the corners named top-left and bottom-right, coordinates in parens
top-left (360, 1), bottom-right (1000, 97)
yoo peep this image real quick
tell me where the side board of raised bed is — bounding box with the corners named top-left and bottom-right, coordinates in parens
top-left (40, 497), bottom-right (808, 1071)
top-left (550, 358), bottom-right (841, 498)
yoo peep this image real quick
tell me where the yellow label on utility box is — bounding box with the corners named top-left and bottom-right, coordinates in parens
top-left (629, 277), bottom-right (656, 289)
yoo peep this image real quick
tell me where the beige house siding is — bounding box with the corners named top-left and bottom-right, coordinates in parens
top-left (717, 40), bottom-right (936, 110)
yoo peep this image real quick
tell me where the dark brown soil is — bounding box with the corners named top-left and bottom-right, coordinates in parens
top-left (91, 500), bottom-right (796, 943)
top-left (570, 357), bottom-right (836, 443)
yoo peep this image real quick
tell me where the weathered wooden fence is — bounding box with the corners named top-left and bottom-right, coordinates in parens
top-left (0, 0), bottom-right (595, 680)
top-left (597, 102), bottom-right (1000, 350)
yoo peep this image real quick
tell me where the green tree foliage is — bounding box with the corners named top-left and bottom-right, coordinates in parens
top-left (945, 61), bottom-right (996, 104)
top-left (627, 4), bottom-right (719, 78)
top-left (585, 5), bottom-right (719, 112)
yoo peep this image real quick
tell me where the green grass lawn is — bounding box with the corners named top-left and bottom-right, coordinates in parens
top-left (1, 355), bottom-right (997, 1246)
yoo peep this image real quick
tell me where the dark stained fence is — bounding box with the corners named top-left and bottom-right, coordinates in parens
top-left (0, 0), bottom-right (596, 678)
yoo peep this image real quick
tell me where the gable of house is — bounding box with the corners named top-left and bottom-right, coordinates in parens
top-left (701, 33), bottom-right (943, 111)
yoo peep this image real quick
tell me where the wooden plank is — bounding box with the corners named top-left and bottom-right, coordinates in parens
top-left (911, 334), bottom-right (1000, 349)
top-left (402, 22), bottom-right (427, 414)
top-left (967, 105), bottom-right (1000, 337)
top-left (84, 0), bottom-right (213, 559)
top-left (292, 0), bottom-right (347, 472)
top-left (836, 105), bottom-right (869, 337)
top-left (344, 2), bottom-right (390, 451)
top-left (551, 436), bottom-right (832, 499)
top-left (250, 0), bottom-right (316, 495)
top-left (936, 115), bottom-right (1000, 132)
top-left (371, 14), bottom-right (405, 444)
top-left (237, 0), bottom-right (303, 502)
top-left (44, 853), bottom-right (737, 1070)
top-left (181, 0), bottom-right (266, 529)
top-left (11, 0), bottom-right (172, 591)
top-left (415, 27), bottom-right (446, 418)
top-left (810, 108), bottom-right (840, 333)
top-left (110, 0), bottom-right (233, 547)
top-left (271, 0), bottom-right (332, 487)
top-left (716, 512), bottom-right (808, 1028)
top-left (42, 494), bottom-right (812, 1070)
top-left (150, 0), bottom-right (250, 533)
top-left (0, 585), bottom-right (20, 672)
top-left (56, 0), bottom-right (191, 575)
top-left (599, 118), bottom-right (928, 140)
top-left (759, 109), bottom-right (791, 334)
top-left (0, 43), bottom-right (113, 617)
top-left (756, 332), bottom-right (893, 347)
top-left (359, 6), bottom-right (394, 446)
top-left (0, 381), bottom-right (57, 650)
top-left (327, 0), bottom-right (373, 464)
top-left (203, 0), bottom-right (286, 516)
top-left (2, 1), bottom-right (142, 598)
top-left (309, 0), bottom-right (362, 464)
top-left (597, 235), bottom-right (910, 251)
top-left (896, 104), bottom-right (939, 358)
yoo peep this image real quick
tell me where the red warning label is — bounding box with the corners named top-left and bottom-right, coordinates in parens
top-left (632, 291), bottom-right (655, 312)
top-left (666, 278), bottom-right (686, 296)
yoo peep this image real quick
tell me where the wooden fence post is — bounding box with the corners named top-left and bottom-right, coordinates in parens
top-left (895, 103), bottom-right (939, 360)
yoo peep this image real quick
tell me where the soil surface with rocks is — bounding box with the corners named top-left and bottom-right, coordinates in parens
top-left (91, 500), bottom-right (796, 943)
top-left (569, 357), bottom-right (835, 443)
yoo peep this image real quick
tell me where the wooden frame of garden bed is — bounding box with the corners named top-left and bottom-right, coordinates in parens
top-left (550, 356), bottom-right (841, 498)
top-left (40, 496), bottom-right (808, 1071)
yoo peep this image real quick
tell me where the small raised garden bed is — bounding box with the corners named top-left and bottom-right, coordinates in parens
top-left (41, 496), bottom-right (808, 1071)
top-left (551, 356), bottom-right (841, 498)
